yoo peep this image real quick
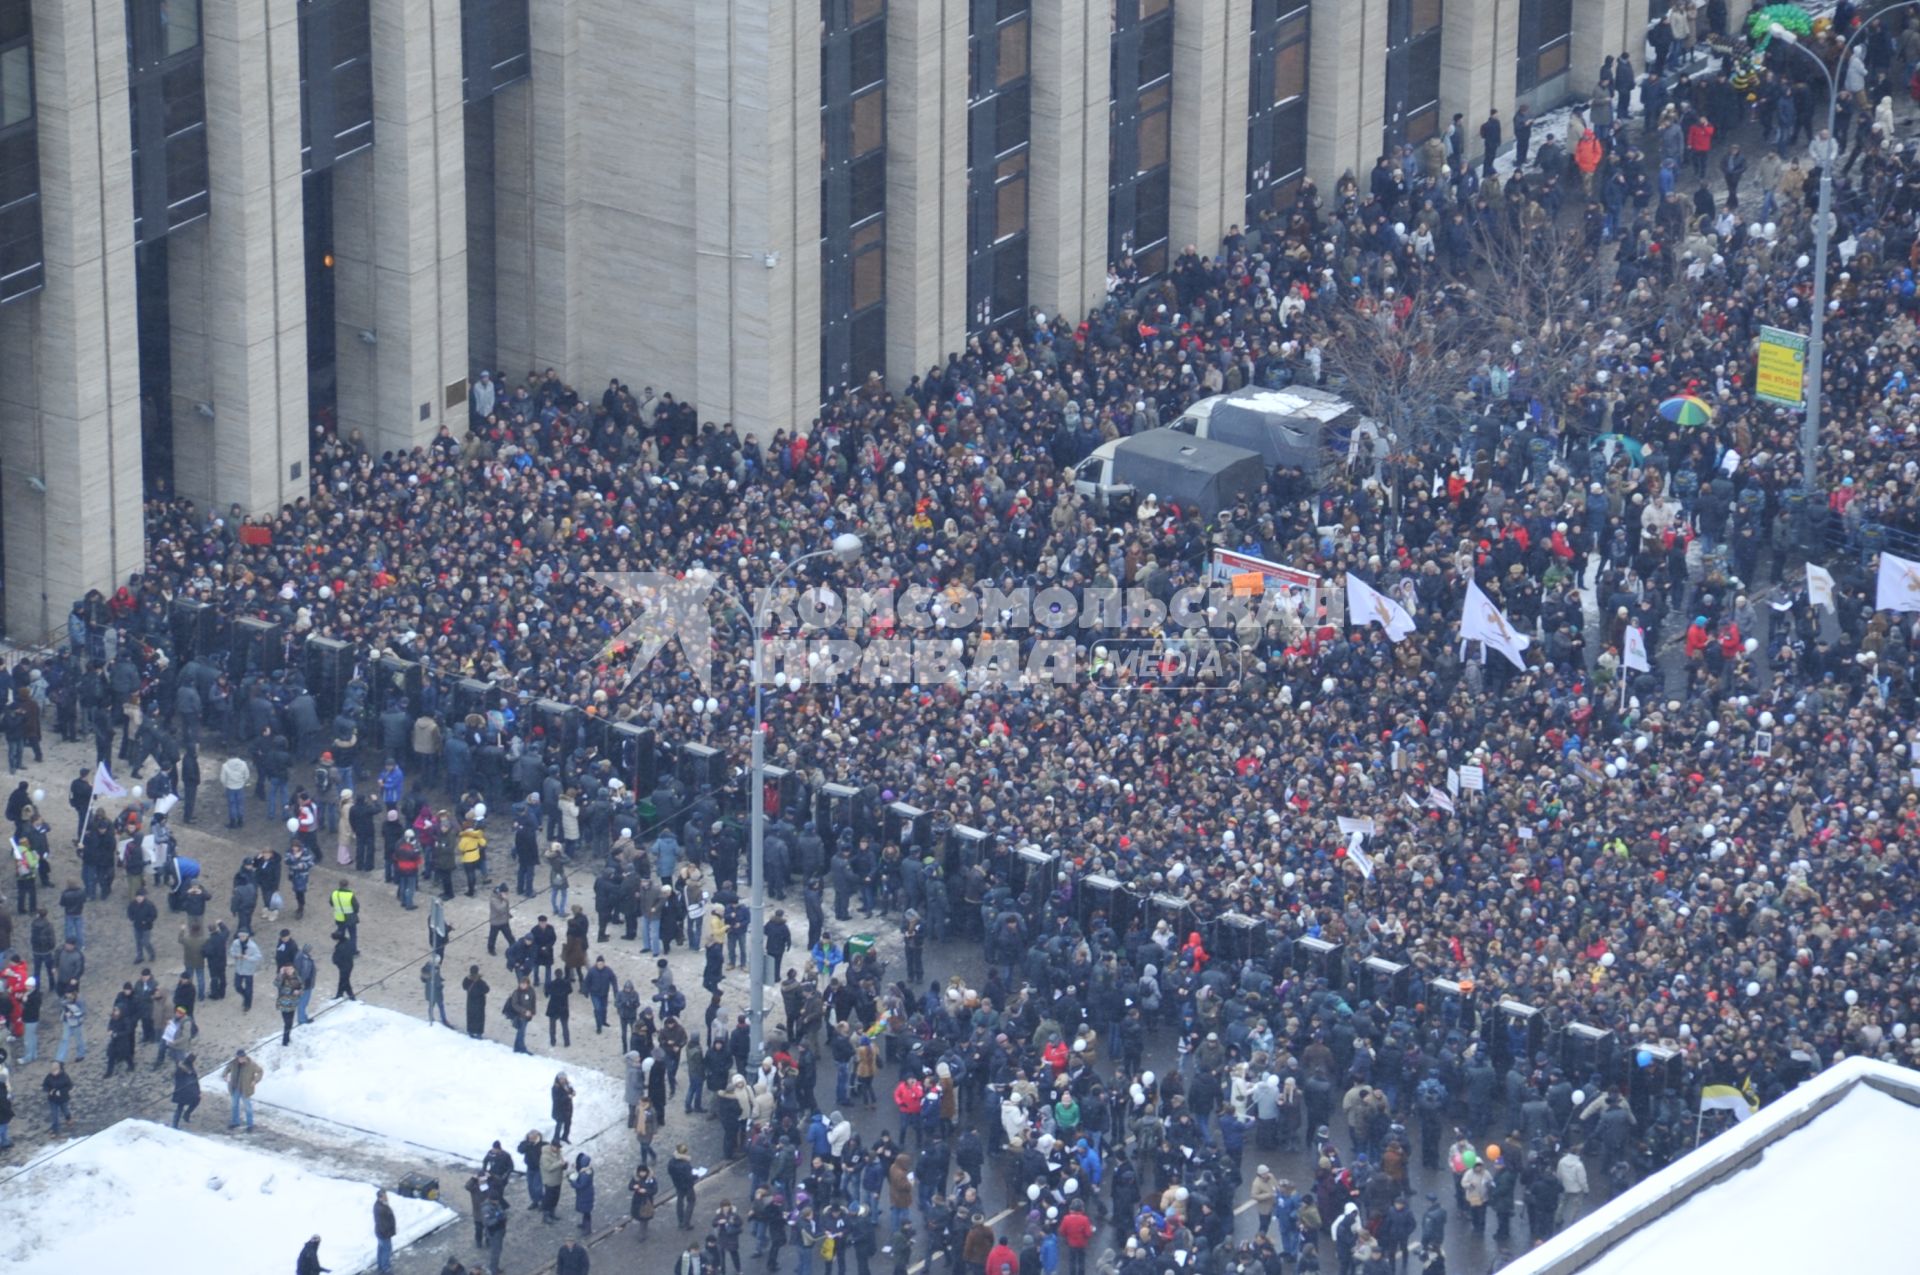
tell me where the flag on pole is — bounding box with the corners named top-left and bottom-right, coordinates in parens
top-left (90, 762), bottom-right (127, 799)
top-left (1426, 785), bottom-right (1455, 813)
top-left (1623, 624), bottom-right (1651, 673)
top-left (1345, 573), bottom-right (1418, 643)
top-left (1806, 562), bottom-right (1836, 612)
top-left (1345, 830), bottom-right (1375, 880)
top-left (1699, 1081), bottom-right (1760, 1122)
top-left (1876, 551), bottom-right (1920, 614)
top-left (1460, 579), bottom-right (1531, 670)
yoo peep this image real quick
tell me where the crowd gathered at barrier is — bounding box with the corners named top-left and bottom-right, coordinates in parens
top-left (9, 5), bottom-right (1920, 1271)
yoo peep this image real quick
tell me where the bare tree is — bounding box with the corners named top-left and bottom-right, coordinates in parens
top-left (1306, 283), bottom-right (1482, 453)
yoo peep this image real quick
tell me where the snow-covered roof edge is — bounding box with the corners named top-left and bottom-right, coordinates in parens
top-left (1502, 1057), bottom-right (1920, 1275)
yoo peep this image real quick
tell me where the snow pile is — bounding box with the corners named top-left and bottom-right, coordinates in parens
top-left (1572, 1081), bottom-right (1920, 1273)
top-left (204, 999), bottom-right (627, 1159)
top-left (1508, 1057), bottom-right (1920, 1274)
top-left (0, 1119), bottom-right (453, 1275)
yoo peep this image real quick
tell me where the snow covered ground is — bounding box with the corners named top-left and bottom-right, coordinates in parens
top-left (1493, 1), bottom-right (1847, 182)
top-left (0, 1119), bottom-right (454, 1275)
top-left (202, 999), bottom-right (628, 1160)
top-left (1507, 1056), bottom-right (1920, 1274)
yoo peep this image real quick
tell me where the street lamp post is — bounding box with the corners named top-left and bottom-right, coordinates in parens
top-left (732, 531), bottom-right (862, 1064)
top-left (1770, 1), bottom-right (1920, 491)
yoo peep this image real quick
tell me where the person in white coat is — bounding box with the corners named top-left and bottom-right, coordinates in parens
top-left (1556, 1147), bottom-right (1590, 1226)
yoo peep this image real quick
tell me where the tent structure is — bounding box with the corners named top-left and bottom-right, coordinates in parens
top-left (1109, 430), bottom-right (1267, 521)
top-left (1176, 385), bottom-right (1362, 481)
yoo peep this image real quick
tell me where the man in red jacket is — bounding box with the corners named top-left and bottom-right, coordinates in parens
top-left (1058, 1204), bottom-right (1094, 1275)
top-left (985, 1236), bottom-right (1019, 1275)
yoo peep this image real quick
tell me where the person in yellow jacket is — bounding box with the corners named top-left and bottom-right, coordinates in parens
top-left (457, 821), bottom-right (488, 896)
top-left (329, 881), bottom-right (358, 944)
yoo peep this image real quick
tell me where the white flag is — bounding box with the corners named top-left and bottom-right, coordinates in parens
top-left (1337, 815), bottom-right (1376, 838)
top-left (1346, 830), bottom-right (1375, 880)
top-left (1806, 563), bottom-right (1836, 612)
top-left (1461, 578), bottom-right (1531, 670)
top-left (1623, 624), bottom-right (1651, 673)
top-left (1346, 573), bottom-right (1418, 642)
top-left (1427, 785), bottom-right (1455, 813)
top-left (90, 761), bottom-right (127, 799)
top-left (1878, 552), bottom-right (1920, 614)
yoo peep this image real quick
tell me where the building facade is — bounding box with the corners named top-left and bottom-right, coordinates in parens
top-left (0, 0), bottom-right (1656, 641)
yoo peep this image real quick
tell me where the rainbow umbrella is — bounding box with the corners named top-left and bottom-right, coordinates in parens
top-left (1657, 395), bottom-right (1714, 426)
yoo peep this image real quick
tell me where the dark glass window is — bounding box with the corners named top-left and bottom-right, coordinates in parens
top-left (1384, 0), bottom-right (1442, 151)
top-left (1515, 0), bottom-right (1573, 97)
top-left (0, 9), bottom-right (40, 304)
top-left (299, 0), bottom-right (375, 174)
top-left (1110, 0), bottom-right (1174, 280)
top-left (966, 0), bottom-right (1030, 334)
top-left (822, 0), bottom-right (888, 401)
top-left (462, 0), bottom-right (530, 103)
top-left (0, 42), bottom-right (29, 128)
top-left (127, 0), bottom-right (207, 243)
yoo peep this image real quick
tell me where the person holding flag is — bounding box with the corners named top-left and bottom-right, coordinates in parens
top-left (1699, 1077), bottom-right (1760, 1125)
top-left (1876, 551), bottom-right (1920, 613)
top-left (1460, 578), bottom-right (1531, 671)
top-left (1345, 573), bottom-right (1418, 643)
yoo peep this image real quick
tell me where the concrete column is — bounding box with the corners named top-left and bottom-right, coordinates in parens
top-left (1571, 0), bottom-right (1636, 98)
top-left (1441, 0), bottom-right (1517, 145)
top-left (493, 0), bottom-right (580, 386)
top-left (1170, 0), bottom-right (1251, 255)
top-left (1030, 0), bottom-right (1109, 323)
top-left (885, 0), bottom-right (967, 388)
top-left (0, 0), bottom-right (144, 642)
top-left (1307, 0), bottom-right (1387, 186)
top-left (169, 0), bottom-right (308, 515)
top-left (336, 0), bottom-right (469, 455)
top-left (691, 0), bottom-right (819, 436)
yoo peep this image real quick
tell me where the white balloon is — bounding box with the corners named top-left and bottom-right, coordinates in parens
top-left (1896, 1023), bottom-right (1908, 1040)
top-left (131, 785), bottom-right (143, 799)
top-left (1747, 981), bottom-right (1761, 997)
top-left (32, 788), bottom-right (45, 803)
top-left (1706, 721), bottom-right (1720, 736)
top-left (705, 697), bottom-right (720, 714)
top-left (1743, 637), bottom-right (1759, 654)
top-left (1634, 736), bottom-right (1649, 753)
top-left (1572, 1090), bottom-right (1586, 1106)
top-left (1759, 711), bottom-right (1775, 729)
top-left (774, 672), bottom-right (789, 689)
top-left (1600, 952), bottom-right (1616, 968)
top-left (1604, 763), bottom-right (1618, 778)
top-left (1702, 823), bottom-right (1716, 838)
top-left (1845, 989), bottom-right (1860, 1006)
top-left (1282, 872), bottom-right (1297, 888)
top-left (472, 802), bottom-right (487, 821)
top-left (286, 817), bottom-right (300, 833)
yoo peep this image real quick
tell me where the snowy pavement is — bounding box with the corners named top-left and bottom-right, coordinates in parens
top-left (200, 1000), bottom-right (629, 1162)
top-left (0, 1119), bottom-right (454, 1275)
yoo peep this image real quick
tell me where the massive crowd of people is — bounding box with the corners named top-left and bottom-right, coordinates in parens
top-left (9, 4), bottom-right (1920, 1272)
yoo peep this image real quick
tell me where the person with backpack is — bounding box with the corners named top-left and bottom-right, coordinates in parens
top-left (507, 977), bottom-right (537, 1054)
top-left (482, 1188), bottom-right (509, 1274)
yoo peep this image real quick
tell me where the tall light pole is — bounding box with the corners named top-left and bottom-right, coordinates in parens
top-left (716, 531), bottom-right (862, 1064)
top-left (1769, 1), bottom-right (1920, 490)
